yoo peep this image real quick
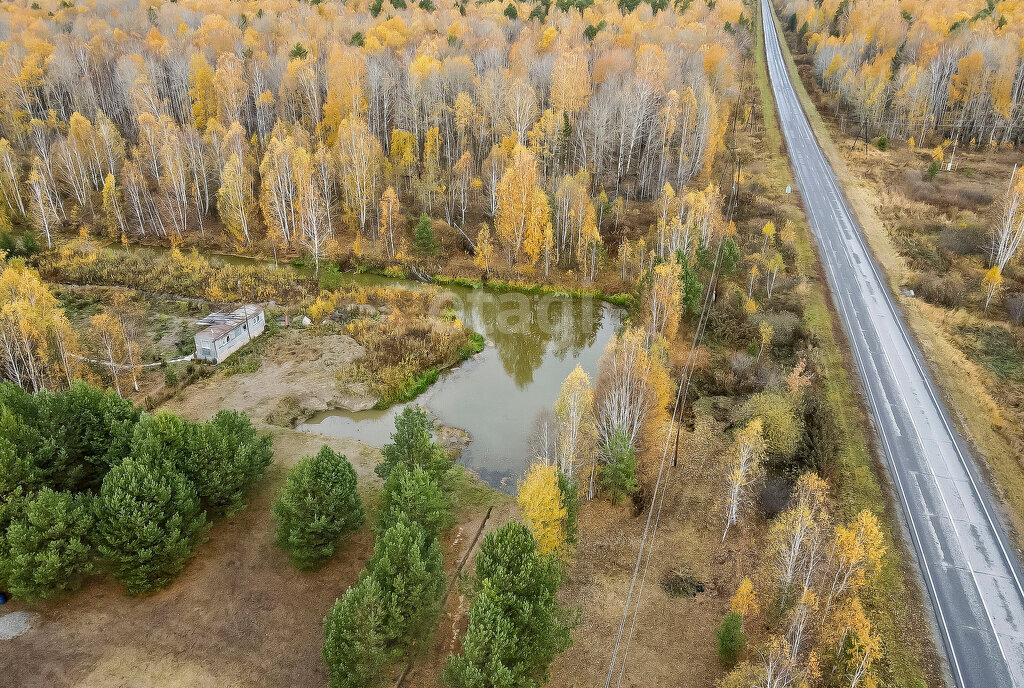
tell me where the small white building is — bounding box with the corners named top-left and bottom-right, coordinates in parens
top-left (194, 305), bottom-right (266, 364)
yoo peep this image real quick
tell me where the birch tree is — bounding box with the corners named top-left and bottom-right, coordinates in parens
top-left (218, 153), bottom-right (255, 247)
top-left (991, 166), bottom-right (1024, 275)
top-left (554, 365), bottom-right (598, 478)
top-left (723, 419), bottom-right (766, 542)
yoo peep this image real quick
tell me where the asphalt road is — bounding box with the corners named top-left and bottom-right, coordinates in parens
top-left (761, 2), bottom-right (1024, 685)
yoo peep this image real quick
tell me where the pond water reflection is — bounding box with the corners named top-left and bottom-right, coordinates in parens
top-left (298, 280), bottom-right (623, 492)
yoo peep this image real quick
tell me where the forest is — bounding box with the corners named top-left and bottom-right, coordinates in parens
top-left (6, 0), bottom-right (1022, 685)
top-left (779, 0), bottom-right (1024, 145)
top-left (0, 0), bottom-right (742, 276)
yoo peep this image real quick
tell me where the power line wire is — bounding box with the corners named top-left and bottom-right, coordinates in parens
top-left (605, 234), bottom-right (728, 687)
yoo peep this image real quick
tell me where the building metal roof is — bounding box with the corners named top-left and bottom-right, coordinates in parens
top-left (195, 305), bottom-right (263, 340)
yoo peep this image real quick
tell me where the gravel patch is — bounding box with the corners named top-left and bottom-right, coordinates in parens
top-left (0, 611), bottom-right (36, 640)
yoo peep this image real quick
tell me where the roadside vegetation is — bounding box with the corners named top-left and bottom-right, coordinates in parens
top-left (731, 7), bottom-right (935, 684)
top-left (774, 0), bottom-right (1024, 543)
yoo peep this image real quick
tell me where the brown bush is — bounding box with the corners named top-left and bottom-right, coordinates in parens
top-left (1007, 293), bottom-right (1024, 326)
top-left (938, 225), bottom-right (988, 256)
top-left (903, 172), bottom-right (995, 212)
top-left (910, 272), bottom-right (968, 308)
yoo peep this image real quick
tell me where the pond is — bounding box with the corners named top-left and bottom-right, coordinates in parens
top-left (297, 276), bottom-right (624, 492)
top-left (99, 241), bottom-right (624, 491)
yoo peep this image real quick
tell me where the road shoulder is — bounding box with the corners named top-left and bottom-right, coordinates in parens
top-left (755, 3), bottom-right (945, 685)
top-left (765, 0), bottom-right (1024, 553)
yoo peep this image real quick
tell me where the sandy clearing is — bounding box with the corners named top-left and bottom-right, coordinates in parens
top-left (163, 327), bottom-right (373, 427)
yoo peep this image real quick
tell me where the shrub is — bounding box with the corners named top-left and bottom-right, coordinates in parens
top-left (1, 488), bottom-right (94, 600)
top-left (93, 458), bottom-right (209, 594)
top-left (164, 365), bottom-right (179, 387)
top-left (274, 446), bottom-right (364, 570)
top-left (662, 565), bottom-right (704, 597)
top-left (716, 611), bottom-right (746, 666)
top-left (749, 310), bottom-right (803, 348)
top-left (912, 272), bottom-right (967, 308)
top-left (973, 325), bottom-right (1024, 382)
top-left (737, 391), bottom-right (803, 462)
top-left (793, 393), bottom-right (840, 479)
top-left (318, 263), bottom-right (345, 290)
top-left (37, 246), bottom-right (302, 304)
top-left (375, 464), bottom-right (451, 541)
top-left (21, 232), bottom-right (39, 256)
top-left (1007, 293), bottom-right (1024, 325)
top-left (937, 225), bottom-right (987, 256)
top-left (926, 161), bottom-right (939, 180)
top-left (876, 135), bottom-right (888, 151)
top-left (599, 430), bottom-right (639, 504)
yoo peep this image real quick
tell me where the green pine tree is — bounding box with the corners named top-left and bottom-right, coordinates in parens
top-left (441, 586), bottom-right (521, 688)
top-left (0, 475), bottom-right (29, 591)
top-left (442, 522), bottom-right (573, 688)
top-left (376, 405), bottom-right (452, 487)
top-left (0, 488), bottom-right (94, 600)
top-left (598, 430), bottom-right (639, 504)
top-left (132, 410), bottom-right (194, 468)
top-left (93, 457), bottom-right (209, 595)
top-left (375, 463), bottom-right (452, 540)
top-left (35, 381), bottom-right (140, 491)
top-left (716, 611), bottom-right (746, 666)
top-left (678, 256), bottom-right (704, 316)
top-left (323, 575), bottom-right (397, 688)
top-left (720, 237), bottom-right (740, 276)
top-left (184, 410), bottom-right (273, 517)
top-left (412, 213), bottom-right (439, 256)
top-left (557, 470), bottom-right (580, 545)
top-left (273, 445), bottom-right (365, 570)
top-left (133, 409), bottom-right (271, 517)
top-left (367, 517), bottom-right (445, 650)
top-left (1, 380), bottom-right (140, 493)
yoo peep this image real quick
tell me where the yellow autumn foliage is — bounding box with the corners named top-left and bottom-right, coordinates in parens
top-left (517, 462), bottom-right (568, 558)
